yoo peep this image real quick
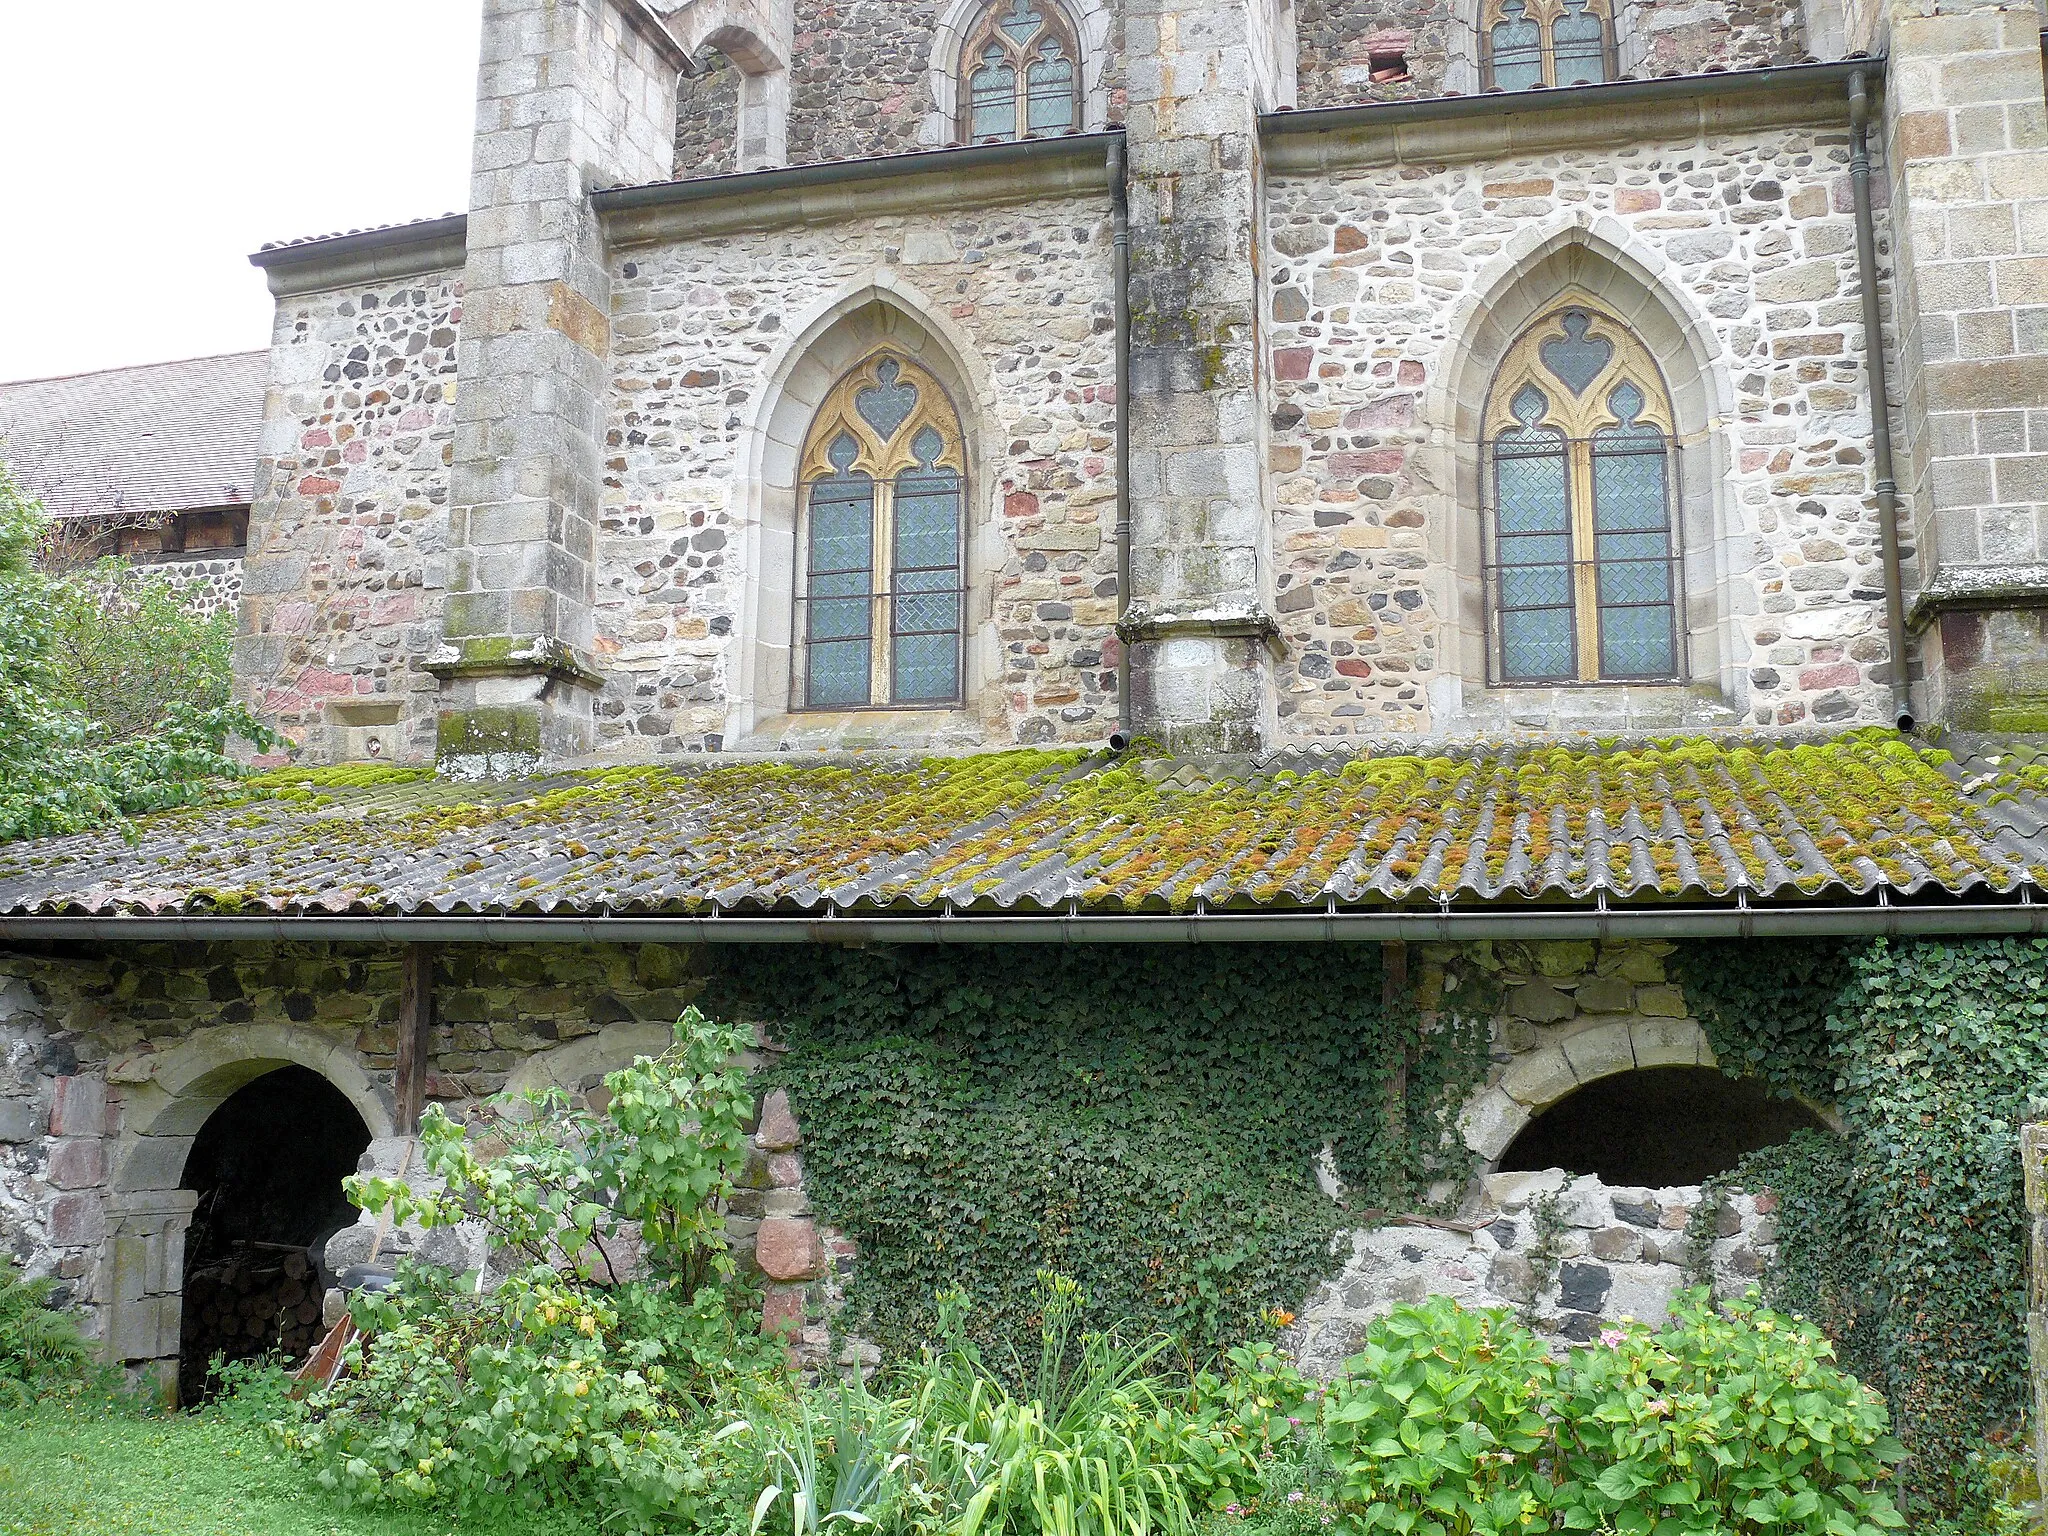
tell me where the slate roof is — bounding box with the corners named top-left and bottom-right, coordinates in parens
top-left (0, 352), bottom-right (268, 521)
top-left (1, 730), bottom-right (2045, 920)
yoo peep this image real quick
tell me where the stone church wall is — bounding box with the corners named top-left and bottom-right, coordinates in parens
top-left (601, 192), bottom-right (1121, 752)
top-left (675, 48), bottom-right (744, 177)
top-left (236, 275), bottom-right (462, 766)
top-left (1264, 126), bottom-right (1896, 740)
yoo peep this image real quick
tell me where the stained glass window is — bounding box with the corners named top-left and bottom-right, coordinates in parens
top-left (960, 0), bottom-right (1080, 143)
top-left (1481, 0), bottom-right (1616, 90)
top-left (1483, 300), bottom-right (1681, 686)
top-left (797, 356), bottom-right (967, 709)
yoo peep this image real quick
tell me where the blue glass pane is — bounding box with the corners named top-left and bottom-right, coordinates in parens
top-left (1490, 3), bottom-right (1542, 91)
top-left (854, 359), bottom-right (918, 441)
top-left (892, 469), bottom-right (962, 702)
top-left (1592, 444), bottom-right (1668, 531)
top-left (1025, 41), bottom-right (1075, 134)
top-left (998, 0), bottom-right (1043, 43)
top-left (1539, 309), bottom-right (1613, 397)
top-left (893, 633), bottom-right (958, 702)
top-left (1502, 608), bottom-right (1575, 681)
top-left (1599, 605), bottom-right (1674, 678)
top-left (970, 48), bottom-right (1016, 140)
top-left (1495, 440), bottom-right (1569, 532)
top-left (894, 471), bottom-right (961, 572)
top-left (1554, 0), bottom-right (1609, 84)
top-left (806, 476), bottom-right (873, 706)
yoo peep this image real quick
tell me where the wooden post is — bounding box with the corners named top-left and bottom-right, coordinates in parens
top-left (395, 945), bottom-right (434, 1134)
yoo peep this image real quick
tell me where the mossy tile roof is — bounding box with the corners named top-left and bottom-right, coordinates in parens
top-left (2, 730), bottom-right (2046, 918)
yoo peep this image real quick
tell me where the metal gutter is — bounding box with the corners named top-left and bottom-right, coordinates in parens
top-left (1849, 67), bottom-right (1914, 733)
top-left (1108, 135), bottom-right (1134, 751)
top-left (248, 215), bottom-right (469, 298)
top-left (1257, 57), bottom-right (1884, 139)
top-left (592, 132), bottom-right (1122, 241)
top-left (4, 896), bottom-right (2044, 945)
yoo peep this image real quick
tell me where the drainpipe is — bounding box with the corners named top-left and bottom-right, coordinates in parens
top-left (1107, 133), bottom-right (1134, 752)
top-left (1849, 68), bottom-right (1914, 733)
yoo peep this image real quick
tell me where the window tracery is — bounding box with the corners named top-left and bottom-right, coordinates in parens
top-left (796, 353), bottom-right (968, 709)
top-left (1481, 0), bottom-right (1615, 90)
top-left (960, 0), bottom-right (1081, 143)
top-left (1481, 298), bottom-right (1681, 685)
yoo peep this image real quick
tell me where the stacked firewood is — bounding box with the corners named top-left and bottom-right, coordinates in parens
top-left (182, 1241), bottom-right (327, 1368)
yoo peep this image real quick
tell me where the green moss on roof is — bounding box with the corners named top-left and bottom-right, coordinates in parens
top-left (1, 729), bottom-right (2043, 918)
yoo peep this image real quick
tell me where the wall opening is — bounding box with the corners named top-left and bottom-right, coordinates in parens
top-left (176, 1065), bottom-right (370, 1402)
top-left (1496, 1066), bottom-right (1826, 1186)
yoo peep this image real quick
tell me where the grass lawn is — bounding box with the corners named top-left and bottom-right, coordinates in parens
top-left (0, 1390), bottom-right (582, 1536)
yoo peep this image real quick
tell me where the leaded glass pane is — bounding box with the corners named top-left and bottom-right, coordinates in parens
top-left (805, 474), bottom-right (874, 706)
top-left (855, 358), bottom-right (918, 441)
top-left (1553, 0), bottom-right (1609, 84)
top-left (1593, 436), bottom-right (1675, 678)
top-left (1599, 605), bottom-right (1674, 678)
top-left (1494, 434), bottom-right (1575, 681)
top-left (892, 468), bottom-right (962, 702)
top-left (970, 46), bottom-right (1017, 140)
top-left (1490, 2), bottom-right (1543, 91)
top-left (998, 0), bottom-right (1043, 42)
top-left (1539, 310), bottom-right (1613, 397)
top-left (1025, 39), bottom-right (1076, 135)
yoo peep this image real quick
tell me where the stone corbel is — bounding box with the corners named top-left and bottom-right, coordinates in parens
top-left (1905, 565), bottom-right (2048, 633)
top-left (1117, 604), bottom-right (1286, 663)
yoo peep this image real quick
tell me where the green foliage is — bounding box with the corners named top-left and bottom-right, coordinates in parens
top-left (1322, 1297), bottom-right (1554, 1534)
top-left (285, 1009), bottom-right (785, 1529)
top-left (0, 462), bottom-right (275, 843)
top-left (713, 944), bottom-right (1491, 1368)
top-left (349, 1007), bottom-right (754, 1290)
top-left (0, 1254), bottom-right (90, 1404)
top-left (1318, 1294), bottom-right (1904, 1536)
top-left (1677, 936), bottom-right (2048, 1518)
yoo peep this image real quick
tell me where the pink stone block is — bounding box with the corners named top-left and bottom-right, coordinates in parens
top-left (50, 1192), bottom-right (105, 1247)
top-left (755, 1218), bottom-right (821, 1281)
top-left (48, 1139), bottom-right (106, 1191)
top-left (49, 1077), bottom-right (106, 1138)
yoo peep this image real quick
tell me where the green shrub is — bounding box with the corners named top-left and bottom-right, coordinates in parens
top-left (279, 1009), bottom-right (785, 1530)
top-left (1317, 1294), bottom-right (1905, 1536)
top-left (0, 1254), bottom-right (91, 1404)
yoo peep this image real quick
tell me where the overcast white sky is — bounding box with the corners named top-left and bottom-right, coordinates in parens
top-left (0, 2), bottom-right (482, 383)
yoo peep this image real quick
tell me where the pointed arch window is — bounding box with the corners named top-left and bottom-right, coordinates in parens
top-left (1482, 299), bottom-right (1682, 685)
top-left (796, 354), bottom-right (967, 709)
top-left (961, 0), bottom-right (1080, 143)
top-left (1481, 0), bottom-right (1615, 90)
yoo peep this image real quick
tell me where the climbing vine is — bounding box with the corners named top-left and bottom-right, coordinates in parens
top-left (710, 943), bottom-right (1492, 1369)
top-left (1677, 936), bottom-right (2048, 1518)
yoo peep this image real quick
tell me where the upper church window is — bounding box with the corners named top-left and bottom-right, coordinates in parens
top-left (1481, 0), bottom-right (1615, 90)
top-left (961, 0), bottom-right (1081, 142)
top-left (796, 353), bottom-right (967, 709)
top-left (1482, 300), bottom-right (1681, 685)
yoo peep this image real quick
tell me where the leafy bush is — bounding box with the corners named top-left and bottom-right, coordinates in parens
top-left (1318, 1294), bottom-right (1905, 1536)
top-left (0, 1254), bottom-right (91, 1404)
top-left (0, 463), bottom-right (273, 843)
top-left (278, 1010), bottom-right (784, 1529)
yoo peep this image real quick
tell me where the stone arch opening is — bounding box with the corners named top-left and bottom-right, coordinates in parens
top-left (1496, 1065), bottom-right (1829, 1187)
top-left (175, 1065), bottom-right (370, 1402)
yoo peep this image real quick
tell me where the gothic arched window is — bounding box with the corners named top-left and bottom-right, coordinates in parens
top-left (1481, 0), bottom-right (1615, 90)
top-left (960, 0), bottom-right (1081, 143)
top-left (1482, 300), bottom-right (1682, 685)
top-left (796, 353), bottom-right (967, 709)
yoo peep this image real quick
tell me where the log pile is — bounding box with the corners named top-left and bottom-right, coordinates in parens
top-left (180, 1241), bottom-right (326, 1380)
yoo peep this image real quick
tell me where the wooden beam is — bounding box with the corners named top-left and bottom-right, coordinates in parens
top-left (395, 944), bottom-right (434, 1133)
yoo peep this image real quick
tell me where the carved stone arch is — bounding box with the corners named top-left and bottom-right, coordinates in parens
top-left (921, 0), bottom-right (1114, 147)
top-left (649, 0), bottom-right (793, 169)
top-left (730, 277), bottom-right (1001, 746)
top-left (113, 1024), bottom-right (393, 1195)
top-left (1421, 217), bottom-right (1748, 724)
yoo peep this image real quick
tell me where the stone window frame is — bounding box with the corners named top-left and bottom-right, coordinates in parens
top-left (957, 0), bottom-right (1085, 144)
top-left (1481, 294), bottom-right (1686, 687)
top-left (922, 0), bottom-right (1113, 148)
top-left (1433, 228), bottom-right (1749, 724)
top-left (732, 283), bottom-right (1004, 751)
top-left (793, 352), bottom-right (970, 711)
top-left (1477, 0), bottom-right (1620, 90)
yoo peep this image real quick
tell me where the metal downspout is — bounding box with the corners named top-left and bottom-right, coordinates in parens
top-left (1849, 68), bottom-right (1914, 733)
top-left (1108, 133), bottom-right (1135, 752)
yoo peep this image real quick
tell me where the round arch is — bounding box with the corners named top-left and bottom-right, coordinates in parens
top-left (730, 277), bottom-right (1003, 747)
top-left (113, 1024), bottom-right (394, 1194)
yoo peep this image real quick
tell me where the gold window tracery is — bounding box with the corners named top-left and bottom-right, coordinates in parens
top-left (1481, 0), bottom-right (1616, 90)
top-left (960, 0), bottom-right (1081, 143)
top-left (796, 353), bottom-right (968, 710)
top-left (1481, 297), bottom-right (1683, 686)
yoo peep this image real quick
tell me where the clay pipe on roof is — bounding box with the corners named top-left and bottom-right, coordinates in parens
top-left (1848, 68), bottom-right (1913, 734)
top-left (1108, 132), bottom-right (1134, 753)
